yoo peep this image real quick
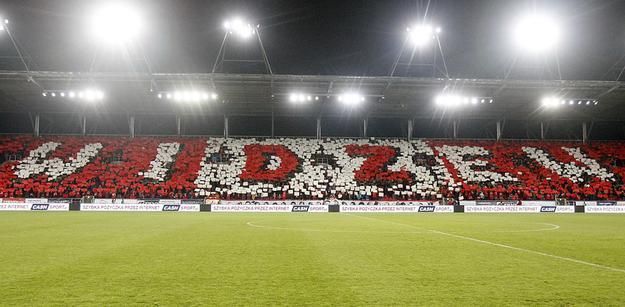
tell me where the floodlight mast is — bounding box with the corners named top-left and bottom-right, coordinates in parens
top-left (0, 18), bottom-right (43, 90)
top-left (86, 3), bottom-right (159, 93)
top-left (389, 23), bottom-right (449, 78)
top-left (211, 17), bottom-right (273, 75)
top-left (504, 12), bottom-right (563, 81)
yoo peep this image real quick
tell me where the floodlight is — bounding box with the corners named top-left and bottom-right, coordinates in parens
top-left (437, 95), bottom-right (491, 108)
top-left (541, 96), bottom-right (560, 108)
top-left (288, 92), bottom-right (314, 103)
top-left (513, 13), bottom-right (560, 53)
top-left (51, 93), bottom-right (56, 97)
top-left (83, 89), bottom-right (104, 102)
top-left (89, 3), bottom-right (143, 46)
top-left (407, 24), bottom-right (438, 47)
top-left (224, 17), bottom-right (255, 40)
top-left (435, 95), bottom-right (462, 107)
top-left (166, 90), bottom-right (218, 103)
top-left (338, 93), bottom-right (365, 105)
top-left (157, 93), bottom-right (163, 99)
top-left (42, 92), bottom-right (47, 97)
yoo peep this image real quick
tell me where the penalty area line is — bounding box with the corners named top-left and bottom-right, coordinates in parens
top-left (428, 229), bottom-right (625, 274)
top-left (346, 214), bottom-right (625, 274)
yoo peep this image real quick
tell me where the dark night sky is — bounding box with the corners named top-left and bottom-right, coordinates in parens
top-left (1, 0), bottom-right (625, 79)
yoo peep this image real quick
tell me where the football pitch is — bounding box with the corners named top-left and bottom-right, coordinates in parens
top-left (1, 213), bottom-right (625, 305)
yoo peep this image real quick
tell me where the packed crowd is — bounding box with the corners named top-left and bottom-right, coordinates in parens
top-left (0, 135), bottom-right (623, 201)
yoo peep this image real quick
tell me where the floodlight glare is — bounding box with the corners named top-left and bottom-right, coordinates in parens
top-left (288, 92), bottom-right (313, 103)
top-left (82, 89), bottom-right (105, 102)
top-left (513, 13), bottom-right (560, 53)
top-left (89, 3), bottom-right (143, 46)
top-left (224, 17), bottom-right (255, 40)
top-left (541, 96), bottom-right (560, 108)
top-left (163, 90), bottom-right (218, 103)
top-left (407, 24), bottom-right (438, 47)
top-left (338, 93), bottom-right (365, 105)
top-left (435, 95), bottom-right (462, 107)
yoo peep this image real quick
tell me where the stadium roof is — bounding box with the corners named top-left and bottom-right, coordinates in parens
top-left (1, 0), bottom-right (625, 125)
top-left (0, 70), bottom-right (624, 121)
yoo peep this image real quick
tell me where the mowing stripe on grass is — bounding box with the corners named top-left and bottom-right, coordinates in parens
top-left (246, 221), bottom-right (428, 234)
top-left (346, 214), bottom-right (625, 274)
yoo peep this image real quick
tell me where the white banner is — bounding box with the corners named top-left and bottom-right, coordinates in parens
top-left (80, 204), bottom-right (199, 212)
top-left (585, 206), bottom-right (625, 213)
top-left (160, 199), bottom-right (182, 205)
top-left (93, 198), bottom-right (142, 204)
top-left (340, 205), bottom-right (454, 213)
top-left (25, 198), bottom-right (49, 204)
top-left (465, 205), bottom-right (574, 213)
top-left (0, 203), bottom-right (69, 211)
top-left (211, 204), bottom-right (328, 213)
top-left (521, 201), bottom-right (556, 206)
top-left (578, 201), bottom-right (598, 206)
top-left (338, 201), bottom-right (437, 206)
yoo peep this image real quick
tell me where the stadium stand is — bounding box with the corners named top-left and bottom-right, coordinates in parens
top-left (0, 135), bottom-right (623, 201)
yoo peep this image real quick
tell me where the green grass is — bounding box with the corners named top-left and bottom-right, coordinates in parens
top-left (1, 213), bottom-right (625, 306)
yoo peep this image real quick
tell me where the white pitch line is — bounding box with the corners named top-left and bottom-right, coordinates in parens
top-left (346, 214), bottom-right (625, 274)
top-left (428, 229), bottom-right (625, 274)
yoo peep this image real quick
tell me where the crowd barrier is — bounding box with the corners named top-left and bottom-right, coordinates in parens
top-left (1, 199), bottom-right (625, 213)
